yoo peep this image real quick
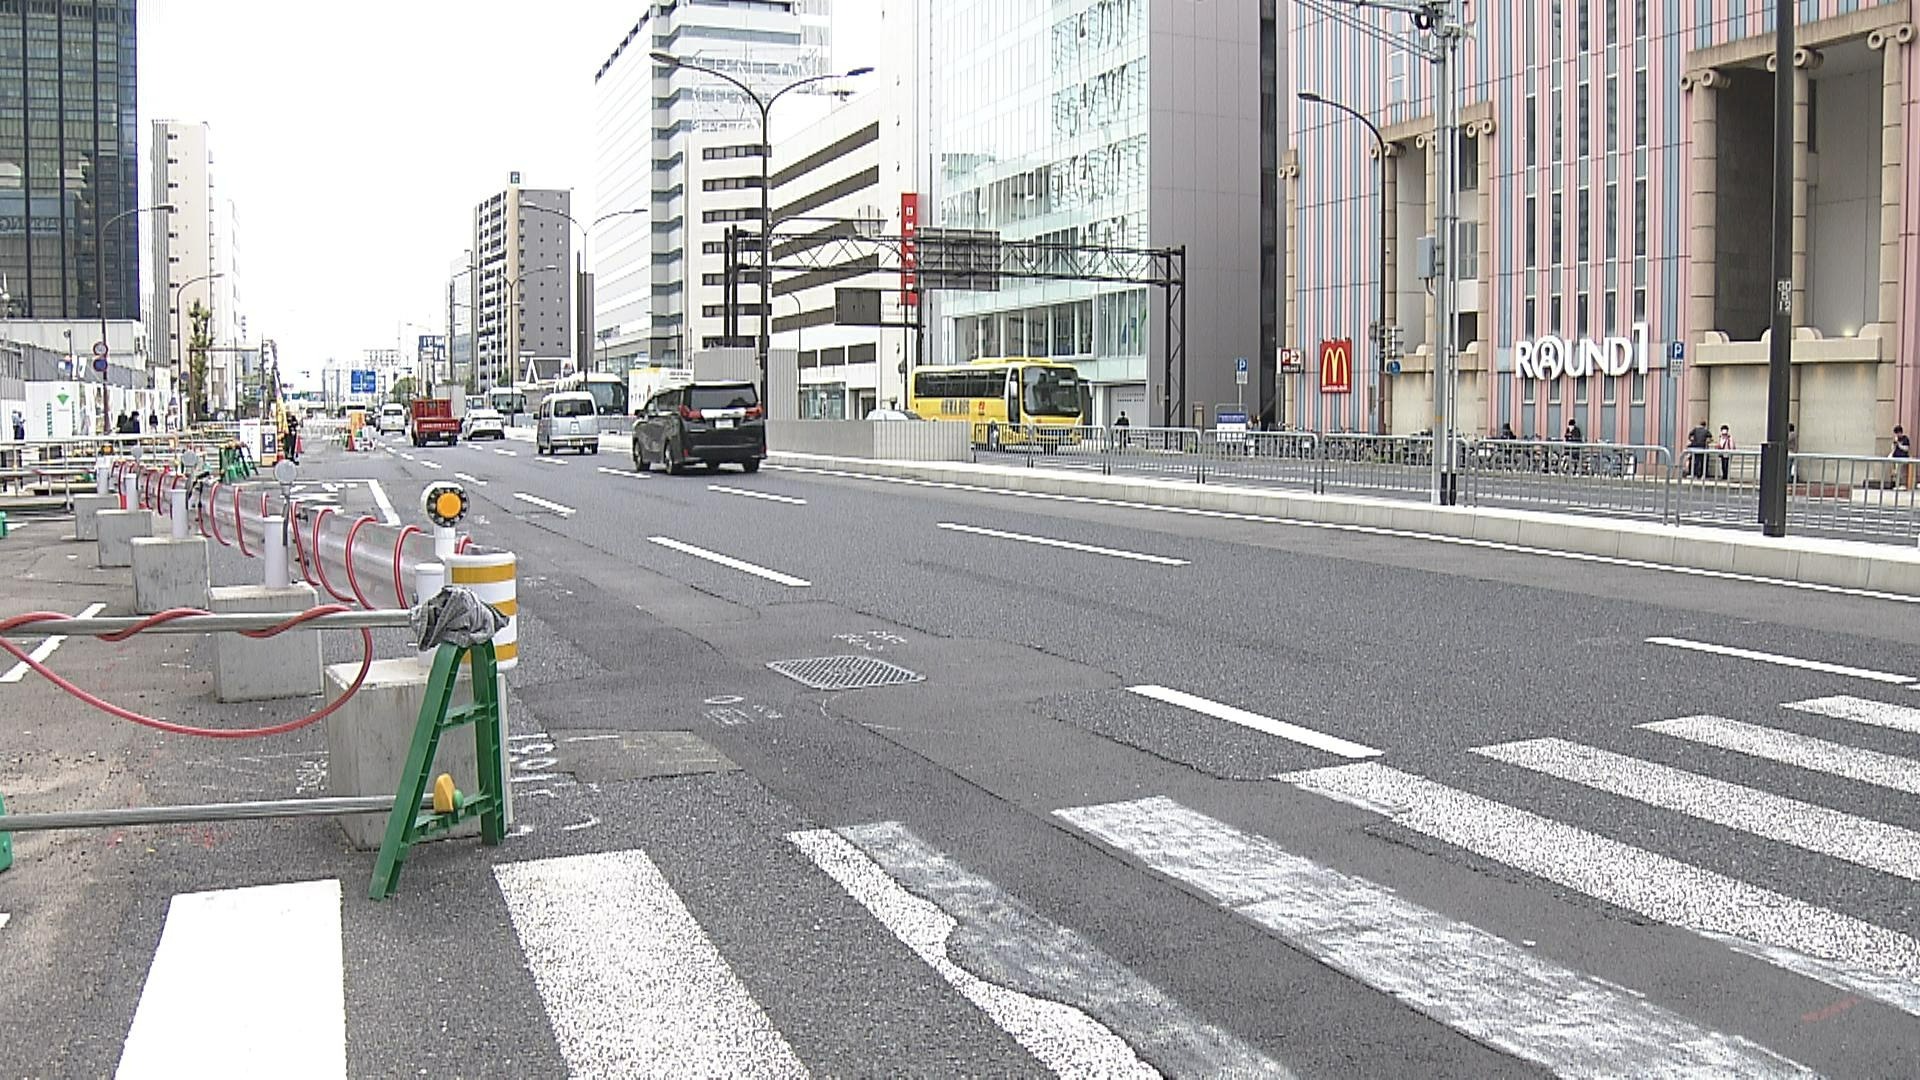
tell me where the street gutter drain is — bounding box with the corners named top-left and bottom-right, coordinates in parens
top-left (767, 655), bottom-right (925, 692)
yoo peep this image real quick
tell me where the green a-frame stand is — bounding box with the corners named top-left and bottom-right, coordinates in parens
top-left (369, 641), bottom-right (506, 900)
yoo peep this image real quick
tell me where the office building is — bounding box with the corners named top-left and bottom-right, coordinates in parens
top-left (471, 181), bottom-right (573, 389)
top-left (925, 0), bottom-right (1268, 428)
top-left (1288, 1), bottom-right (1917, 456)
top-left (591, 0), bottom-right (832, 369)
top-left (151, 121), bottom-right (246, 416)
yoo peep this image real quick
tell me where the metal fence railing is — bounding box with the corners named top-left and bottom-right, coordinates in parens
top-left (1465, 439), bottom-right (1674, 523)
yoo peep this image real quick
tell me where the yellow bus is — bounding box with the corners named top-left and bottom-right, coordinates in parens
top-left (909, 358), bottom-right (1084, 450)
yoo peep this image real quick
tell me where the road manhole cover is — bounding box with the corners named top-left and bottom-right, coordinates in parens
top-left (767, 655), bottom-right (924, 691)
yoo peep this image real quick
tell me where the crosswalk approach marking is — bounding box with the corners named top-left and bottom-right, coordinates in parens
top-left (1784, 694), bottom-right (1920, 735)
top-left (1054, 796), bottom-right (1811, 1079)
top-left (1476, 737), bottom-right (1920, 881)
top-left (116, 879), bottom-right (346, 1079)
top-left (1642, 715), bottom-right (1920, 796)
top-left (1279, 761), bottom-right (1920, 1018)
top-left (1646, 637), bottom-right (1914, 684)
top-left (494, 849), bottom-right (806, 1078)
top-left (1129, 684), bottom-right (1381, 758)
top-left (791, 822), bottom-right (1288, 1078)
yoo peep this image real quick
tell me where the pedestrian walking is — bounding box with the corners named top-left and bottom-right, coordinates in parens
top-left (1113, 410), bottom-right (1130, 450)
top-left (10, 411), bottom-right (24, 441)
top-left (1715, 424), bottom-right (1735, 480)
top-left (1893, 424), bottom-right (1913, 490)
top-left (148, 411), bottom-right (159, 433)
top-left (1786, 423), bottom-right (1798, 483)
top-left (283, 412), bottom-right (302, 465)
top-left (1686, 419), bottom-right (1711, 479)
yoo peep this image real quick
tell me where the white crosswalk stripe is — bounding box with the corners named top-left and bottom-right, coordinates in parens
top-left (1643, 714), bottom-right (1920, 796)
top-left (1280, 761), bottom-right (1920, 1018)
top-left (1056, 796), bottom-right (1813, 1079)
top-left (1475, 737), bottom-right (1920, 881)
top-left (1784, 694), bottom-right (1920, 735)
top-left (493, 849), bottom-right (806, 1078)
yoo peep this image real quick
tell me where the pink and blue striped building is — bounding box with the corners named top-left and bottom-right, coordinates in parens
top-left (1286, 0), bottom-right (1918, 456)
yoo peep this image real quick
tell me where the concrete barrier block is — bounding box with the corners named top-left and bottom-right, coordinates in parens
top-left (131, 536), bottom-right (210, 614)
top-left (96, 509), bottom-right (157, 567)
top-left (324, 658), bottom-right (508, 849)
top-left (1614, 528), bottom-right (1678, 565)
top-left (208, 583), bottom-right (322, 702)
top-left (1864, 556), bottom-right (1920, 595)
top-left (73, 493), bottom-right (118, 541)
top-left (1729, 542), bottom-right (1803, 581)
top-left (1674, 533), bottom-right (1740, 574)
top-left (1470, 513), bottom-right (1524, 546)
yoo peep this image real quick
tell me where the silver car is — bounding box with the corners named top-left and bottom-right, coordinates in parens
top-left (536, 392), bottom-right (600, 455)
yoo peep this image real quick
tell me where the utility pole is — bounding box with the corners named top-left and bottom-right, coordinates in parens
top-left (1759, 1), bottom-right (1794, 536)
top-left (1430, 0), bottom-right (1462, 506)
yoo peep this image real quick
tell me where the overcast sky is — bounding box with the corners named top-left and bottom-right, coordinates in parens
top-left (139, 2), bottom-right (885, 388)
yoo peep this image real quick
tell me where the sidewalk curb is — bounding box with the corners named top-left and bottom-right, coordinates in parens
top-left (769, 452), bottom-right (1920, 600)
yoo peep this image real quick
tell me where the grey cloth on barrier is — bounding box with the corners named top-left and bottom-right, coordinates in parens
top-left (411, 588), bottom-right (509, 650)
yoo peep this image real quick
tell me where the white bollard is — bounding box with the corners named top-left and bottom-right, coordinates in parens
top-left (414, 562), bottom-right (446, 669)
top-left (433, 524), bottom-right (457, 561)
top-left (95, 456), bottom-right (113, 496)
top-left (263, 515), bottom-right (289, 588)
top-left (119, 471), bottom-right (135, 511)
top-left (169, 487), bottom-right (188, 540)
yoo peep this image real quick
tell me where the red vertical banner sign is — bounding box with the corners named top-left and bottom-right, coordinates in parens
top-left (900, 192), bottom-right (920, 307)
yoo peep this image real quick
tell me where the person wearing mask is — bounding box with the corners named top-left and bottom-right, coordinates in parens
top-left (1498, 422), bottom-right (1517, 440)
top-left (1715, 424), bottom-right (1735, 480)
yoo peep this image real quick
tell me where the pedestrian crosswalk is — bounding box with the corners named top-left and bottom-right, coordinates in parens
top-left (86, 692), bottom-right (1919, 1077)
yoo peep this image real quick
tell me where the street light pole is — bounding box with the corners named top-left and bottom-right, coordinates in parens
top-left (1299, 91), bottom-right (1388, 436)
top-left (650, 51), bottom-right (872, 416)
top-left (95, 202), bottom-right (172, 435)
top-left (171, 270), bottom-right (223, 428)
top-left (1760, 1), bottom-right (1795, 536)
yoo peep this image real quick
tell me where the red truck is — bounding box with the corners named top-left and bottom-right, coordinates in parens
top-left (409, 398), bottom-right (460, 446)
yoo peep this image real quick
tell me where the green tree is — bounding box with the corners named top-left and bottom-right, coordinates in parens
top-left (186, 301), bottom-right (213, 423)
top-left (388, 377), bottom-right (416, 405)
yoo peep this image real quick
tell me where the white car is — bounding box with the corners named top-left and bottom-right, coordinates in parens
top-left (462, 407), bottom-right (506, 440)
top-left (377, 404), bottom-right (408, 434)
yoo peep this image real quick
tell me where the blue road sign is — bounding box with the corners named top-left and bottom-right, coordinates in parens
top-left (1668, 340), bottom-right (1685, 361)
top-left (1386, 360), bottom-right (1403, 375)
top-left (350, 369), bottom-right (376, 394)
top-left (1234, 357), bottom-right (1249, 374)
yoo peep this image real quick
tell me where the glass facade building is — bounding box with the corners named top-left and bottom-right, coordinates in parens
top-left (0, 0), bottom-right (140, 321)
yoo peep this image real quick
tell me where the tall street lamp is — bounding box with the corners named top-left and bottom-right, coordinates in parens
top-left (520, 203), bottom-right (648, 374)
top-left (649, 50), bottom-right (873, 414)
top-left (96, 202), bottom-right (173, 434)
top-left (172, 270), bottom-right (224, 427)
top-left (1299, 91), bottom-right (1388, 436)
top-left (503, 264), bottom-right (559, 386)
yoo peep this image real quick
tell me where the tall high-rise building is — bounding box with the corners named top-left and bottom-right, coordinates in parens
top-left (0, 0), bottom-right (140, 324)
top-left (471, 182), bottom-right (573, 390)
top-left (151, 121), bottom-right (246, 415)
top-left (591, 0), bottom-right (832, 369)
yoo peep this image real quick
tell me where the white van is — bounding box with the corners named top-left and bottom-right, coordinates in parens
top-left (536, 391), bottom-right (600, 455)
top-left (377, 403), bottom-right (408, 434)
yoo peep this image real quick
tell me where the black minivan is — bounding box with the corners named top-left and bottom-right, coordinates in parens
top-left (631, 380), bottom-right (767, 474)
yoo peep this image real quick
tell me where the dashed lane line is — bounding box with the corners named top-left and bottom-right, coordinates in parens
top-left (648, 536), bottom-right (809, 587)
top-left (513, 492), bottom-right (576, 517)
top-left (598, 466), bottom-right (650, 480)
top-left (708, 484), bottom-right (802, 505)
top-left (1646, 637), bottom-right (1913, 685)
top-left (937, 522), bottom-right (1187, 566)
top-left (453, 472), bottom-right (488, 486)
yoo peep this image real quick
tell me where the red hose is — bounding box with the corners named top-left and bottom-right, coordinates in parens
top-left (311, 508), bottom-right (355, 603)
top-left (234, 485), bottom-right (253, 558)
top-left (392, 525), bottom-right (422, 607)
top-left (207, 482), bottom-right (227, 546)
top-left (455, 535), bottom-right (473, 554)
top-left (343, 515), bottom-right (378, 609)
top-left (0, 607), bottom-right (376, 740)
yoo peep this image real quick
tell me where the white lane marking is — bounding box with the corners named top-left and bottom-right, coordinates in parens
top-left (709, 485), bottom-right (804, 505)
top-left (1054, 797), bottom-right (1809, 1079)
top-left (648, 536), bottom-right (809, 588)
top-left (535, 457), bottom-right (568, 467)
top-left (937, 522), bottom-right (1187, 566)
top-left (1476, 738), bottom-right (1920, 882)
top-left (398, 452), bottom-right (416, 462)
top-left (1129, 684), bottom-right (1380, 759)
top-left (322, 482), bottom-right (340, 493)
top-left (597, 466), bottom-right (650, 480)
top-left (418, 460), bottom-right (443, 471)
top-left (1281, 762), bottom-right (1920, 1018)
top-left (493, 448), bottom-right (517, 457)
top-left (2, 601), bottom-right (107, 683)
top-left (0, 913), bottom-right (9, 930)
top-left (117, 879), bottom-right (345, 1079)
top-left (768, 464), bottom-right (1920, 605)
top-left (1646, 637), bottom-right (1914, 684)
top-left (513, 492), bottom-right (576, 517)
top-left (453, 472), bottom-right (488, 486)
top-left (1784, 694), bottom-right (1920, 735)
top-left (1642, 716), bottom-right (1920, 796)
top-left (366, 479), bottom-right (400, 526)
top-left (493, 849), bottom-right (805, 1078)
top-left (788, 829), bottom-right (1167, 1078)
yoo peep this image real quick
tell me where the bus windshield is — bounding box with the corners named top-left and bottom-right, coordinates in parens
top-left (580, 379), bottom-right (628, 417)
top-left (1022, 366), bottom-right (1081, 418)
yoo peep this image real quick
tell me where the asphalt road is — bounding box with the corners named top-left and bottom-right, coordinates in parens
top-left (3, 423), bottom-right (1919, 1078)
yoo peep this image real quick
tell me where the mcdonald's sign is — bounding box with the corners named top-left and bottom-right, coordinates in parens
top-left (1319, 338), bottom-right (1354, 394)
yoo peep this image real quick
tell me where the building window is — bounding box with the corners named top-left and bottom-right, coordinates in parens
top-left (1578, 81), bottom-right (1591, 157)
top-left (702, 145), bottom-right (763, 161)
top-left (1457, 133), bottom-right (1479, 191)
top-left (1576, 375), bottom-right (1589, 404)
top-left (1551, 0), bottom-right (1563, 57)
top-left (1526, 96), bottom-right (1537, 166)
top-left (702, 208), bottom-right (764, 224)
top-left (1549, 374), bottom-right (1563, 404)
top-left (1634, 69), bottom-right (1647, 148)
top-left (1525, 196), bottom-right (1538, 267)
top-left (1632, 287), bottom-right (1647, 323)
top-left (1550, 293), bottom-right (1564, 333)
top-left (1634, 0), bottom-right (1646, 37)
top-left (1604, 288), bottom-right (1618, 329)
top-left (1552, 89), bottom-right (1564, 160)
top-left (1606, 75), bottom-right (1619, 148)
top-left (1456, 221), bottom-right (1479, 280)
top-left (1605, 183), bottom-right (1619, 259)
top-left (1551, 193), bottom-right (1564, 264)
top-left (1386, 52), bottom-right (1409, 107)
top-left (1577, 0), bottom-right (1590, 50)
top-left (1605, 0), bottom-right (1618, 43)
top-left (702, 176), bottom-right (764, 192)
top-left (1631, 371), bottom-right (1646, 404)
top-left (1633, 178), bottom-right (1647, 257)
top-left (1524, 296), bottom-right (1537, 337)
top-left (1577, 186), bottom-right (1590, 261)
top-left (1577, 292), bottom-right (1590, 335)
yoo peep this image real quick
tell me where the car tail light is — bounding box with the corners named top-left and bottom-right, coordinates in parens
top-left (678, 405), bottom-right (703, 421)
top-left (745, 405), bottom-right (764, 419)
